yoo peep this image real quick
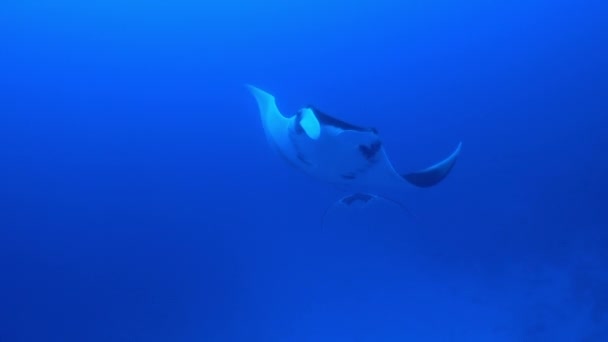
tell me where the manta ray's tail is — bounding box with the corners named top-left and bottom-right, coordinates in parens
top-left (402, 142), bottom-right (463, 188)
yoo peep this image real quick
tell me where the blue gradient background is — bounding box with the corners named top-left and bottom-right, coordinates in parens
top-left (1, 0), bottom-right (607, 341)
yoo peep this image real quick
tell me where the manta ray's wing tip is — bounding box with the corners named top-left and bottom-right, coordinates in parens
top-left (244, 83), bottom-right (262, 94)
top-left (244, 84), bottom-right (272, 97)
top-left (245, 84), bottom-right (278, 110)
top-left (403, 141), bottom-right (463, 188)
top-left (244, 83), bottom-right (257, 91)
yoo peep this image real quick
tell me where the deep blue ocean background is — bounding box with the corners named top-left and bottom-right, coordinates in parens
top-left (1, 0), bottom-right (607, 341)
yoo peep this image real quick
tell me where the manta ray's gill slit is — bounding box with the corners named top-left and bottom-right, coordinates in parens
top-left (296, 152), bottom-right (313, 166)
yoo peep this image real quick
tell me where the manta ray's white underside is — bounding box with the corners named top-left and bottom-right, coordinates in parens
top-left (246, 85), bottom-right (462, 200)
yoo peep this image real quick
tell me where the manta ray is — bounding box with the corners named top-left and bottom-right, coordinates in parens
top-left (246, 85), bottom-right (462, 218)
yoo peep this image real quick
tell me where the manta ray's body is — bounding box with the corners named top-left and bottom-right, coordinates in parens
top-left (247, 85), bottom-right (462, 209)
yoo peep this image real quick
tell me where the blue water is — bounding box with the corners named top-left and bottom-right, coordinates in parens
top-left (1, 1), bottom-right (607, 341)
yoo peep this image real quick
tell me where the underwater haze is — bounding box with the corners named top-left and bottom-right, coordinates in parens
top-left (1, 0), bottom-right (607, 341)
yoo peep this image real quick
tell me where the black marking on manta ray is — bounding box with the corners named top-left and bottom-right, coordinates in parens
top-left (358, 141), bottom-right (382, 161)
top-left (337, 142), bottom-right (383, 180)
top-left (307, 106), bottom-right (378, 134)
top-left (340, 193), bottom-right (374, 205)
top-left (340, 172), bottom-right (357, 180)
top-left (339, 159), bottom-right (378, 182)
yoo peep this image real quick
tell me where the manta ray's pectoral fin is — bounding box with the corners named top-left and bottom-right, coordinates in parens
top-left (402, 142), bottom-right (463, 188)
top-left (246, 84), bottom-right (291, 132)
top-left (246, 84), bottom-right (296, 160)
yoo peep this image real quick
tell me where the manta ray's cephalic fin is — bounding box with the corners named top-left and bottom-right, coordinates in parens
top-left (402, 142), bottom-right (463, 188)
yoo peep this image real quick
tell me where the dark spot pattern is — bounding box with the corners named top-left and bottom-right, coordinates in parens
top-left (340, 173), bottom-right (357, 180)
top-left (341, 193), bottom-right (374, 205)
top-left (358, 141), bottom-right (382, 161)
